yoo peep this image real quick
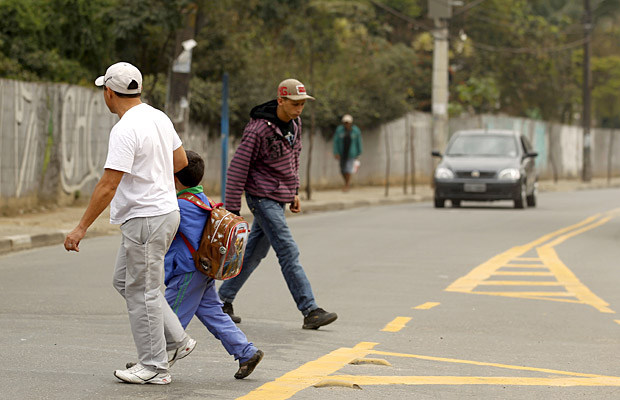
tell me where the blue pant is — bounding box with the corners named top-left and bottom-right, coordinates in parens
top-left (218, 194), bottom-right (318, 316)
top-left (165, 271), bottom-right (257, 363)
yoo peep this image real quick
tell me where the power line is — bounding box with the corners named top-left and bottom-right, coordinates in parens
top-left (370, 0), bottom-right (588, 55)
top-left (462, 36), bottom-right (589, 54)
top-left (369, 0), bottom-right (432, 31)
top-left (452, 0), bottom-right (488, 18)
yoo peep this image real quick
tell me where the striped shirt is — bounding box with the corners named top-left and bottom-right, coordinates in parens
top-left (225, 115), bottom-right (302, 212)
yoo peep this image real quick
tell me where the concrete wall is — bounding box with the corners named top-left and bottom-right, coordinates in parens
top-left (0, 79), bottom-right (116, 212)
top-left (1, 77), bottom-right (619, 212)
top-left (450, 114), bottom-right (620, 181)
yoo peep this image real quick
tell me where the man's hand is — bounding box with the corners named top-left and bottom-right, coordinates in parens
top-left (64, 226), bottom-right (86, 252)
top-left (62, 168), bottom-right (123, 253)
top-left (334, 154), bottom-right (340, 160)
top-left (290, 195), bottom-right (301, 213)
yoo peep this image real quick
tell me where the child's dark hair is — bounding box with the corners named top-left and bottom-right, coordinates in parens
top-left (175, 150), bottom-right (204, 187)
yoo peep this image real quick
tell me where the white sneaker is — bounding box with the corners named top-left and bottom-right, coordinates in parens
top-left (168, 337), bottom-right (197, 367)
top-left (125, 337), bottom-right (197, 369)
top-left (114, 363), bottom-right (171, 385)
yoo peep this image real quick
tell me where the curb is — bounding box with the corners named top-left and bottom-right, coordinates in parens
top-left (0, 231), bottom-right (69, 255)
top-left (7, 179), bottom-right (614, 257)
top-left (0, 195), bottom-right (428, 256)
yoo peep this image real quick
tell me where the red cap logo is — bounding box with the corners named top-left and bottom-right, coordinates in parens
top-left (279, 84), bottom-right (306, 97)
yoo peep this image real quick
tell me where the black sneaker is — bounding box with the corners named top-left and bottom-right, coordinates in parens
top-left (302, 308), bottom-right (338, 330)
top-left (234, 349), bottom-right (264, 379)
top-left (222, 301), bottom-right (241, 323)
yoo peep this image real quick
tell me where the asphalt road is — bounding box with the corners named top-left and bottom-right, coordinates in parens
top-left (1, 189), bottom-right (620, 399)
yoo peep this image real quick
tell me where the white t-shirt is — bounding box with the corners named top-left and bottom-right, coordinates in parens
top-left (104, 103), bottom-right (182, 224)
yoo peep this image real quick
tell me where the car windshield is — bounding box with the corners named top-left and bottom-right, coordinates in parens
top-left (446, 134), bottom-right (518, 157)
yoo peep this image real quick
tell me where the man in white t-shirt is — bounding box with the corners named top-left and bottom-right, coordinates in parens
top-left (64, 62), bottom-right (194, 385)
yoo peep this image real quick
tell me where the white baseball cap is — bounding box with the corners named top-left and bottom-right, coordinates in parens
top-left (342, 114), bottom-right (353, 123)
top-left (94, 62), bottom-right (142, 94)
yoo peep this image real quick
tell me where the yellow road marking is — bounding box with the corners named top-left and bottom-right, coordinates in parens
top-left (492, 271), bottom-right (554, 276)
top-left (445, 212), bottom-right (616, 313)
top-left (470, 291), bottom-right (576, 298)
top-left (536, 245), bottom-right (614, 313)
top-left (478, 281), bottom-right (561, 286)
top-left (239, 343), bottom-right (620, 399)
top-left (315, 375), bottom-right (620, 387)
top-left (237, 342), bottom-right (378, 400)
top-left (413, 302), bottom-right (440, 310)
top-left (446, 215), bottom-right (600, 292)
top-left (381, 317), bottom-right (411, 332)
top-left (500, 264), bottom-right (547, 268)
top-left (614, 320), bottom-right (620, 326)
top-left (369, 349), bottom-right (603, 377)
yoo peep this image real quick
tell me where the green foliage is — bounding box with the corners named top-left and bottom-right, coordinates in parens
top-left (449, 0), bottom-right (585, 123)
top-left (592, 56), bottom-right (620, 128)
top-left (0, 0), bottom-right (113, 83)
top-left (453, 76), bottom-right (500, 115)
top-left (2, 0), bottom-right (620, 132)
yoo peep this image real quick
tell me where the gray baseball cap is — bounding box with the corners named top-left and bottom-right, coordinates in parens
top-left (277, 78), bottom-right (315, 101)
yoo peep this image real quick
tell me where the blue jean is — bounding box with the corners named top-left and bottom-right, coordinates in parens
top-left (218, 194), bottom-right (318, 316)
top-left (165, 272), bottom-right (257, 363)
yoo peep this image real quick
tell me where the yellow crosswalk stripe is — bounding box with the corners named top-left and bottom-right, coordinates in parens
top-left (445, 212), bottom-right (616, 313)
top-left (413, 302), bottom-right (440, 310)
top-left (239, 343), bottom-right (620, 399)
top-left (381, 317), bottom-right (411, 332)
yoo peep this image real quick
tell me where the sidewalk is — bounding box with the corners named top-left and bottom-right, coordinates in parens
top-left (0, 178), bottom-right (618, 254)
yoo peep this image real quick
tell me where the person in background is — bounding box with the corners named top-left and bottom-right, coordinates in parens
top-left (333, 114), bottom-right (362, 192)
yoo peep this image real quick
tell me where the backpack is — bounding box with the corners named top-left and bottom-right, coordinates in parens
top-left (177, 192), bottom-right (250, 280)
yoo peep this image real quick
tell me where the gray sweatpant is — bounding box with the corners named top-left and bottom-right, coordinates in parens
top-left (112, 210), bottom-right (187, 373)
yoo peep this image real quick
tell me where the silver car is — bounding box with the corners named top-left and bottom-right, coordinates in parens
top-left (431, 129), bottom-right (538, 209)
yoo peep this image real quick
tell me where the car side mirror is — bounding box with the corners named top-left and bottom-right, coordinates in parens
top-left (431, 150), bottom-right (443, 158)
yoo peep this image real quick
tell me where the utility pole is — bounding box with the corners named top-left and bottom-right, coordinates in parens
top-left (165, 4), bottom-right (198, 135)
top-left (582, 0), bottom-right (592, 182)
top-left (429, 0), bottom-right (451, 153)
top-left (221, 73), bottom-right (229, 203)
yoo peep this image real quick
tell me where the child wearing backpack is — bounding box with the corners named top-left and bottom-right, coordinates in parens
top-left (165, 150), bottom-right (263, 379)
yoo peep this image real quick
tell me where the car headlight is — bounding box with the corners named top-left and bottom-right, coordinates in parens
top-left (498, 168), bottom-right (520, 181)
top-left (435, 167), bottom-right (454, 179)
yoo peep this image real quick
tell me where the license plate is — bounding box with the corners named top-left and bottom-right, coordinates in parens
top-left (464, 183), bottom-right (486, 192)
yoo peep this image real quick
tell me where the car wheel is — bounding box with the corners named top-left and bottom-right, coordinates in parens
top-left (452, 200), bottom-right (461, 208)
top-left (434, 198), bottom-right (445, 208)
top-left (514, 182), bottom-right (526, 209)
top-left (526, 183), bottom-right (537, 207)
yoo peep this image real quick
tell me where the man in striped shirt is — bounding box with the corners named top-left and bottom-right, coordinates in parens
top-left (218, 78), bottom-right (338, 330)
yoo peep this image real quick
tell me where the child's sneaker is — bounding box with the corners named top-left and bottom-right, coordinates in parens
top-left (125, 337), bottom-right (197, 369)
top-left (169, 337), bottom-right (197, 367)
top-left (114, 363), bottom-right (171, 385)
top-left (234, 349), bottom-right (264, 379)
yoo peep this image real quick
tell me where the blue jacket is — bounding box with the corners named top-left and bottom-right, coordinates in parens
top-left (164, 186), bottom-right (210, 286)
